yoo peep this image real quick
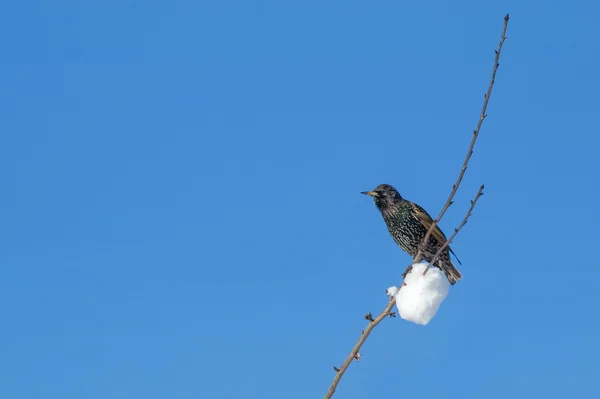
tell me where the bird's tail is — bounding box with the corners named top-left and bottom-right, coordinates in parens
top-left (438, 259), bottom-right (462, 286)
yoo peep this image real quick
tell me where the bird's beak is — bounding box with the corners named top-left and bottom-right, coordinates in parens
top-left (361, 191), bottom-right (377, 197)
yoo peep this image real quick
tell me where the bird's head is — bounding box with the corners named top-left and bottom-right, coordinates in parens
top-left (361, 184), bottom-right (403, 210)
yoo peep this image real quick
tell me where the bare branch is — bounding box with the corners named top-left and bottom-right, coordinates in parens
top-left (423, 185), bottom-right (485, 275)
top-left (323, 14), bottom-right (510, 399)
top-left (415, 13), bottom-right (510, 263)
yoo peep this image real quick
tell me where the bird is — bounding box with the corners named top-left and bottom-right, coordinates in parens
top-left (361, 184), bottom-right (462, 285)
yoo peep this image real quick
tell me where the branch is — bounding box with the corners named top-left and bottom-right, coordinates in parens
top-left (415, 13), bottom-right (510, 263)
top-left (323, 14), bottom-right (510, 399)
top-left (323, 298), bottom-right (396, 399)
top-left (423, 185), bottom-right (485, 275)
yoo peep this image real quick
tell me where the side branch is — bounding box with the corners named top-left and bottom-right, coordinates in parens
top-left (423, 185), bottom-right (485, 275)
top-left (415, 13), bottom-right (510, 263)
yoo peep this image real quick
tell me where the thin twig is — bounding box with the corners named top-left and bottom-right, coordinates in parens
top-left (423, 185), bottom-right (485, 275)
top-left (323, 14), bottom-right (510, 399)
top-left (415, 13), bottom-right (510, 263)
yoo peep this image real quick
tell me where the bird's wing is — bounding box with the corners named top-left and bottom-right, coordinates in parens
top-left (411, 202), bottom-right (462, 265)
top-left (411, 202), bottom-right (448, 244)
top-left (449, 248), bottom-right (462, 265)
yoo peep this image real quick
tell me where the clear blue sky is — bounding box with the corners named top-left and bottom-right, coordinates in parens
top-left (2, 1), bottom-right (599, 398)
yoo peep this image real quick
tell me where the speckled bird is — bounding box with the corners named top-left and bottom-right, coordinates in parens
top-left (362, 184), bottom-right (462, 285)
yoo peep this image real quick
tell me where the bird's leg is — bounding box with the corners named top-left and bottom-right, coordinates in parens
top-left (402, 265), bottom-right (413, 279)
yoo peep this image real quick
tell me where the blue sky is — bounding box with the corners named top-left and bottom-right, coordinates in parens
top-left (1, 1), bottom-right (599, 398)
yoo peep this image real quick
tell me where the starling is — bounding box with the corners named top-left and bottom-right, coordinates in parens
top-left (361, 184), bottom-right (462, 285)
